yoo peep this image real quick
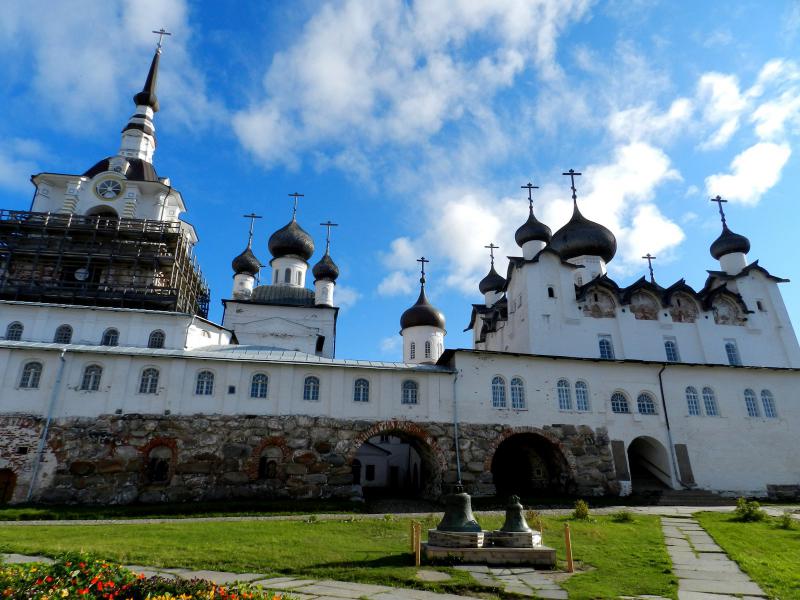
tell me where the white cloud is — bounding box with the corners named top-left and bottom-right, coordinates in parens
top-left (379, 335), bottom-right (402, 355)
top-left (335, 285), bottom-right (361, 311)
top-left (704, 142), bottom-right (792, 205)
top-left (696, 73), bottom-right (748, 149)
top-left (608, 98), bottom-right (693, 144)
top-left (0, 138), bottom-right (45, 193)
top-left (377, 271), bottom-right (416, 297)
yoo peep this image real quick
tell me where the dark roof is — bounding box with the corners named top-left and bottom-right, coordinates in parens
top-left (400, 287), bottom-right (446, 330)
top-left (312, 252), bottom-right (339, 282)
top-left (478, 265), bottom-right (505, 294)
top-left (232, 246), bottom-right (261, 275)
top-left (710, 224), bottom-right (751, 259)
top-left (268, 218), bottom-right (315, 260)
top-left (250, 285), bottom-right (316, 307)
top-left (550, 202), bottom-right (617, 263)
top-left (133, 49), bottom-right (161, 112)
top-left (83, 157), bottom-right (159, 182)
top-left (706, 260), bottom-right (789, 283)
top-left (515, 209), bottom-right (552, 247)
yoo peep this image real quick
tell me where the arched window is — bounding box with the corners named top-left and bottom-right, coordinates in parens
top-left (611, 392), bottom-right (629, 414)
top-left (575, 381), bottom-right (590, 411)
top-left (139, 368), bottom-right (159, 394)
top-left (19, 362), bottom-right (42, 389)
top-left (353, 378), bottom-right (369, 402)
top-left (101, 328), bottom-right (119, 346)
top-left (702, 387), bottom-right (719, 416)
top-left (761, 390), bottom-right (777, 418)
top-left (664, 339), bottom-right (679, 362)
top-left (80, 364), bottom-right (102, 391)
top-left (303, 376), bottom-right (320, 401)
top-left (258, 446), bottom-right (282, 479)
top-left (54, 324), bottom-right (72, 344)
top-left (510, 377), bottom-right (526, 409)
top-left (251, 373), bottom-right (268, 398)
top-left (284, 268), bottom-right (291, 283)
top-left (556, 379), bottom-right (572, 410)
top-left (725, 341), bottom-right (741, 366)
top-left (637, 392), bottom-right (657, 415)
top-left (424, 340), bottom-right (431, 359)
top-left (5, 322), bottom-right (23, 341)
top-left (296, 271), bottom-right (301, 285)
top-left (195, 370), bottom-right (214, 395)
top-left (598, 336), bottom-right (614, 359)
top-left (491, 376), bottom-right (506, 408)
top-left (146, 446), bottom-right (172, 484)
top-left (744, 389), bottom-right (759, 417)
top-left (148, 330), bottom-right (165, 349)
top-left (409, 342), bottom-right (416, 360)
top-left (686, 386), bottom-right (701, 416)
top-left (402, 380), bottom-right (418, 405)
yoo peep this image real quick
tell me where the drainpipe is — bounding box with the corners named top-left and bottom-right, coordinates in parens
top-left (657, 364), bottom-right (689, 489)
top-left (452, 369), bottom-right (462, 485)
top-left (27, 348), bottom-right (67, 502)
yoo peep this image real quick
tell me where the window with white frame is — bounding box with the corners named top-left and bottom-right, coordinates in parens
top-left (424, 340), bottom-right (431, 359)
top-left (491, 376), bottom-right (507, 408)
top-left (250, 373), bottom-right (268, 398)
top-left (80, 364), bottom-right (102, 391)
top-left (409, 342), bottom-right (416, 360)
top-left (744, 389), bottom-right (759, 417)
top-left (637, 392), bottom-right (657, 415)
top-left (54, 324), bottom-right (72, 344)
top-left (598, 335), bottom-right (615, 359)
top-left (686, 386), bottom-right (701, 416)
top-left (303, 376), bottom-right (320, 401)
top-left (664, 338), bottom-right (679, 362)
top-left (353, 378), bottom-right (369, 402)
top-left (402, 380), bottom-right (418, 405)
top-left (19, 361), bottom-right (42, 389)
top-left (101, 328), bottom-right (119, 346)
top-left (510, 377), bottom-right (526, 409)
top-left (148, 330), bottom-right (165, 349)
top-left (195, 370), bottom-right (214, 395)
top-left (761, 389), bottom-right (777, 418)
top-left (556, 379), bottom-right (572, 410)
top-left (724, 340), bottom-right (741, 366)
top-left (611, 392), bottom-right (629, 413)
top-left (575, 381), bottom-right (590, 411)
top-left (702, 387), bottom-right (719, 416)
top-left (139, 368), bottom-right (159, 394)
top-left (5, 322), bottom-right (23, 341)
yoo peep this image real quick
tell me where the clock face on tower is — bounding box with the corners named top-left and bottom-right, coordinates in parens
top-left (94, 178), bottom-right (124, 200)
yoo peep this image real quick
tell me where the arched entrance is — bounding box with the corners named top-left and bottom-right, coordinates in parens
top-left (85, 205), bottom-right (119, 219)
top-left (0, 469), bottom-right (16, 504)
top-left (491, 432), bottom-right (573, 498)
top-left (627, 436), bottom-right (673, 491)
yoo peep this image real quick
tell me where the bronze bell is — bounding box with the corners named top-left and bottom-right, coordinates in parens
top-left (436, 485), bottom-right (482, 532)
top-left (500, 494), bottom-right (533, 533)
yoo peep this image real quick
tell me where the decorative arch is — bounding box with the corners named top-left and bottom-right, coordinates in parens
top-left (628, 290), bottom-right (660, 320)
top-left (246, 436), bottom-right (292, 480)
top-left (139, 437), bottom-right (178, 486)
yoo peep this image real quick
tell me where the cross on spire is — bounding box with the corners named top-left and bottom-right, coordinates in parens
top-left (521, 181), bottom-right (539, 212)
top-left (417, 256), bottom-right (429, 286)
top-left (152, 28), bottom-right (172, 50)
top-left (642, 253), bottom-right (657, 283)
top-left (288, 192), bottom-right (304, 218)
top-left (242, 213), bottom-right (262, 248)
top-left (562, 169), bottom-right (582, 203)
top-left (484, 242), bottom-right (499, 266)
top-left (320, 220), bottom-right (338, 253)
top-left (710, 195), bottom-right (728, 227)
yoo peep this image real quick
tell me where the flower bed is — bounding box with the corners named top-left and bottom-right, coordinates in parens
top-left (0, 554), bottom-right (282, 600)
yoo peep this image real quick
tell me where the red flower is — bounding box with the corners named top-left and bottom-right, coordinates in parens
top-left (45, 576), bottom-right (53, 583)
top-left (78, 589), bottom-right (89, 595)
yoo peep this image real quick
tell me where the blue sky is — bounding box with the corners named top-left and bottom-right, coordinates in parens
top-left (2, 1), bottom-right (800, 359)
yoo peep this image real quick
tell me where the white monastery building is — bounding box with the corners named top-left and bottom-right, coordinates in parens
top-left (0, 45), bottom-right (798, 506)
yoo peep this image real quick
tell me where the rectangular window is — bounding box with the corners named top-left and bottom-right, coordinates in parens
top-left (365, 465), bottom-right (375, 481)
top-left (598, 335), bottom-right (615, 359)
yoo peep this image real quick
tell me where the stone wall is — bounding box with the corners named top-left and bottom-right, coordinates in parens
top-left (0, 414), bottom-right (618, 504)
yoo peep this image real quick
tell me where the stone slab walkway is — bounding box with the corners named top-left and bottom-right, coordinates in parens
top-left (454, 565), bottom-right (570, 599)
top-left (661, 517), bottom-right (767, 600)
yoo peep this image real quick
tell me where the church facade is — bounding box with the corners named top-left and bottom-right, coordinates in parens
top-left (0, 47), bottom-right (798, 506)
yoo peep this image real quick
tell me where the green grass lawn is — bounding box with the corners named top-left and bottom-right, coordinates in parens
top-left (696, 511), bottom-right (800, 600)
top-left (0, 514), bottom-right (676, 599)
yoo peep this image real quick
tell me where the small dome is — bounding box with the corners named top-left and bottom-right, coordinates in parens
top-left (710, 225), bottom-right (750, 260)
top-left (268, 218), bottom-right (315, 260)
top-left (550, 203), bottom-right (617, 263)
top-left (479, 265), bottom-right (505, 294)
top-left (312, 252), bottom-right (339, 281)
top-left (400, 288), bottom-right (446, 330)
top-left (515, 210), bottom-right (552, 247)
top-left (232, 246), bottom-right (260, 276)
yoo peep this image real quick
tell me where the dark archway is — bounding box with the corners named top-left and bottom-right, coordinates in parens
top-left (0, 469), bottom-right (16, 504)
top-left (491, 433), bottom-right (573, 497)
top-left (627, 436), bottom-right (672, 492)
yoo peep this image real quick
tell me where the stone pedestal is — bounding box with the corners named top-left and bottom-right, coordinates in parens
top-left (427, 529), bottom-right (484, 548)
top-left (423, 544), bottom-right (556, 566)
top-left (490, 530), bottom-right (542, 548)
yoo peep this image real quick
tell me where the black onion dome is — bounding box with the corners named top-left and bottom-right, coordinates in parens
top-left (710, 225), bottom-right (750, 259)
top-left (232, 246), bottom-right (261, 276)
top-left (550, 203), bottom-right (617, 263)
top-left (268, 218), bottom-right (315, 260)
top-left (312, 252), bottom-right (339, 281)
top-left (400, 288), bottom-right (446, 330)
top-left (515, 210), bottom-right (552, 247)
top-left (83, 157), bottom-right (159, 182)
top-left (479, 265), bottom-right (505, 294)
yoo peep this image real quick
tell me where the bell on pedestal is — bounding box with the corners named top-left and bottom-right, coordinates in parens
top-left (500, 495), bottom-right (533, 533)
top-left (436, 484), bottom-right (481, 532)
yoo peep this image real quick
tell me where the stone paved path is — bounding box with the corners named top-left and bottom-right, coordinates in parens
top-left (661, 517), bottom-right (767, 600)
top-left (454, 565), bottom-right (571, 599)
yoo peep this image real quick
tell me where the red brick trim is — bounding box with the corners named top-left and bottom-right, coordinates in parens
top-left (246, 436), bottom-right (291, 480)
